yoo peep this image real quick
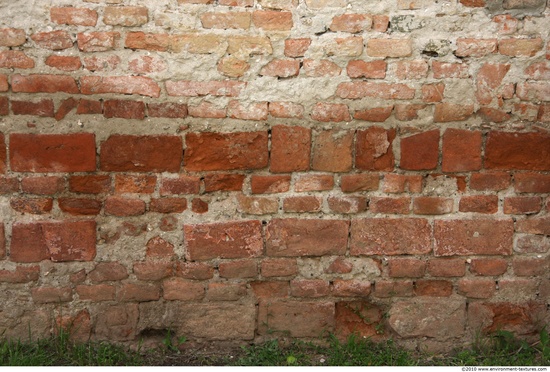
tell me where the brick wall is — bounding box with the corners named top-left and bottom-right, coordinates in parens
top-left (0, 0), bottom-right (549, 351)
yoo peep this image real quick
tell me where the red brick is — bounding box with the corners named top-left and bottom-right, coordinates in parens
top-left (159, 216), bottom-right (178, 231)
top-left (325, 257), bottom-right (353, 274)
top-left (125, 32), bottom-right (169, 52)
top-left (353, 106), bottom-right (393, 122)
top-left (513, 257), bottom-right (549, 277)
top-left (388, 258), bottom-right (426, 278)
top-left (228, 100), bottom-right (268, 120)
top-left (147, 102), bottom-right (187, 118)
top-left (270, 125), bottom-right (311, 173)
top-left (253, 10), bottom-right (293, 30)
top-left (470, 172), bottom-right (510, 191)
top-left (261, 258), bottom-right (298, 277)
top-left (283, 196), bottom-right (322, 212)
top-left (133, 261), bottom-right (174, 281)
top-left (434, 103), bottom-right (474, 122)
top-left (31, 30), bottom-right (72, 50)
top-left (460, 0), bottom-right (485, 6)
top-left (176, 262), bottom-right (214, 280)
top-left (303, 59), bottom-right (342, 77)
top-left (0, 266), bottom-right (40, 283)
top-left (89, 262), bottom-right (128, 282)
top-left (414, 280), bottom-right (452, 297)
top-left (383, 174), bottom-right (422, 193)
top-left (294, 174), bottom-right (333, 192)
top-left (81, 76), bottom-right (160, 98)
top-left (145, 236), bottom-right (175, 259)
top-left (394, 104), bottom-right (427, 121)
top-left (504, 196), bottom-right (541, 214)
top-left (469, 258), bottom-right (508, 276)
top-left (459, 195), bottom-right (498, 214)
top-left (346, 60), bottom-right (386, 79)
top-left (413, 197), bottom-right (453, 215)
top-left (69, 175), bottom-right (111, 194)
top-left (458, 279), bottom-right (495, 298)
top-left (251, 175), bottom-right (291, 194)
top-left (367, 39), bottom-right (412, 57)
top-left (207, 282), bottom-right (247, 301)
top-left (100, 135), bottom-right (182, 172)
top-left (260, 59), bottom-right (300, 77)
top-left (51, 7), bottom-right (98, 26)
top-left (395, 60), bottom-right (429, 80)
top-left (150, 198), bottom-right (187, 214)
top-left (59, 198), bottom-right (102, 215)
top-left (513, 102), bottom-right (539, 121)
top-left (328, 196), bottom-right (367, 214)
top-left (351, 218), bottom-right (432, 256)
top-left (310, 103), bottom-right (350, 122)
top-left (0, 97), bottom-right (7, 116)
top-left (266, 219), bottom-right (348, 257)
top-left (77, 99), bottom-right (103, 115)
top-left (0, 51), bottom-right (35, 69)
top-left (237, 195), bottom-right (278, 215)
top-left (516, 82), bottom-right (550, 101)
top-left (0, 223), bottom-right (4, 258)
top-left (184, 132), bottom-right (267, 171)
top-left (104, 6), bottom-right (148, 26)
top-left (441, 129), bottom-right (482, 172)
top-left (219, 260), bottom-right (258, 278)
top-left (455, 38), bottom-right (497, 57)
top-left (251, 281), bottom-right (289, 298)
top-left (400, 130), bottom-right (439, 170)
top-left (434, 219), bottom-right (514, 256)
top-left (185, 220), bottom-right (263, 260)
top-left (11, 220), bottom-right (96, 263)
top-left (499, 38), bottom-right (543, 57)
top-left (166, 80), bottom-right (245, 97)
top-left (0, 28), bottom-right (26, 47)
top-left (77, 32), bottom-right (120, 52)
top-left (514, 173), bottom-right (550, 193)
top-left (32, 287), bottom-right (72, 303)
top-left (428, 259), bottom-right (465, 277)
top-left (312, 129), bottom-right (353, 172)
top-left (11, 74), bottom-right (78, 94)
top-left (76, 284), bottom-right (116, 302)
top-left (268, 102), bottom-right (304, 118)
top-left (515, 217), bottom-right (550, 235)
top-left (115, 175), bottom-right (156, 194)
top-left (289, 279), bottom-right (330, 298)
top-left (356, 127), bottom-right (396, 171)
top-left (10, 197), bottom-right (53, 214)
top-left (525, 61), bottom-right (550, 80)
top-left (191, 198), bottom-right (209, 214)
top-left (103, 100), bottom-right (145, 120)
top-left (540, 104), bottom-right (550, 122)
top-left (21, 177), bottom-right (64, 195)
top-left (188, 101), bottom-right (226, 118)
top-left (432, 61), bottom-right (469, 79)
top-left (105, 197), bottom-right (146, 217)
top-left (422, 83), bottom-right (445, 103)
top-left (10, 133), bottom-right (95, 172)
top-left (330, 14), bottom-right (371, 33)
top-left (204, 174), bottom-right (245, 192)
top-left (118, 283), bottom-right (161, 302)
top-left (340, 174), bottom-right (379, 193)
top-left (369, 197), bottom-right (410, 214)
top-left (55, 97), bottom-right (79, 121)
top-left (83, 55), bottom-right (121, 71)
top-left (476, 63), bottom-right (511, 105)
top-left (284, 38), bottom-right (311, 57)
top-left (201, 12), bottom-right (251, 29)
top-left (162, 278), bottom-right (205, 301)
top-left (336, 82), bottom-right (415, 100)
top-left (478, 107), bottom-right (511, 123)
top-left (160, 176), bottom-right (200, 195)
top-left (372, 14), bottom-right (389, 32)
top-left (373, 280), bottom-right (413, 297)
top-left (485, 131), bottom-right (550, 171)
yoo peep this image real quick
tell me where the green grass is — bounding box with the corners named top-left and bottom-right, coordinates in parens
top-left (0, 328), bottom-right (548, 366)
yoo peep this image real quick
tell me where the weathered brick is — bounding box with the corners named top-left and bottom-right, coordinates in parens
top-left (414, 280), bottom-right (452, 297)
top-left (328, 196), bottom-right (367, 214)
top-left (283, 196), bottom-right (322, 213)
top-left (485, 131), bottom-right (550, 171)
top-left (515, 217), bottom-right (550, 235)
top-left (103, 100), bottom-right (145, 120)
top-left (266, 219), bottom-right (348, 257)
top-left (268, 102), bottom-right (304, 118)
top-left (218, 57), bottom-right (250, 77)
top-left (76, 284), bottom-right (116, 302)
top-left (395, 60), bottom-right (429, 80)
top-left (432, 61), bottom-right (469, 79)
top-left (185, 132), bottom-right (267, 172)
top-left (228, 100), bottom-right (268, 120)
top-left (514, 173), bottom-right (550, 193)
top-left (31, 31), bottom-right (72, 50)
top-left (337, 82), bottom-right (415, 100)
top-left (515, 235), bottom-right (549, 254)
top-left (294, 174), bottom-right (334, 192)
top-left (476, 63), bottom-right (510, 105)
top-left (459, 195), bottom-right (498, 214)
top-left (516, 82), bottom-right (550, 102)
top-left (428, 258), bottom-right (465, 277)
top-left (311, 102), bottom-right (350, 122)
top-left (367, 39), bottom-right (412, 57)
top-left (284, 38), bottom-right (311, 57)
top-left (227, 36), bottom-right (273, 56)
top-left (166, 80), bottom-right (245, 97)
top-left (160, 176), bottom-right (200, 195)
top-left (115, 175), bottom-right (156, 194)
top-left (347, 60), bottom-right (386, 79)
top-left (261, 258), bottom-right (298, 277)
top-left (312, 130), bottom-right (353, 172)
top-left (12, 74), bottom-right (78, 94)
top-left (373, 280), bottom-right (414, 298)
top-left (103, 6), bottom-right (148, 27)
top-left (413, 197), bottom-right (453, 215)
top-left (118, 283), bottom-right (161, 302)
top-left (434, 219), bottom-right (514, 256)
top-left (353, 106), bottom-right (393, 122)
top-left (133, 261), bottom-right (174, 281)
top-left (10, 133), bottom-right (95, 173)
top-left (147, 103), bottom-right (187, 118)
top-left (11, 221), bottom-right (96, 263)
top-left (125, 32), bottom-right (169, 52)
top-left (290, 279), bottom-right (330, 298)
top-left (455, 38), bottom-right (497, 57)
top-left (251, 281), bottom-right (289, 298)
top-left (302, 59), bottom-right (340, 77)
top-left (188, 102), bottom-right (226, 118)
top-left (341, 174), bottom-right (379, 193)
top-left (81, 76), bottom-right (160, 98)
top-left (0, 265), bottom-right (40, 283)
top-left (251, 175), bottom-right (291, 194)
top-left (504, 196), bottom-right (541, 214)
top-left (0, 51), bottom-right (35, 69)
top-left (77, 32), bottom-right (120, 52)
top-left (252, 11), bottom-right (293, 30)
top-left (512, 257), bottom-right (549, 277)
top-left (207, 282), bottom-right (247, 301)
top-left (10, 197), bottom-right (53, 214)
top-left (499, 38), bottom-right (543, 57)
top-left (400, 130), bottom-right (439, 170)
top-left (51, 7), bottom-right (98, 26)
top-left (421, 83), bottom-right (445, 103)
top-left (32, 287), bottom-right (72, 303)
top-left (176, 262), bottom-right (214, 280)
top-left (356, 127), bottom-right (396, 171)
top-left (0, 28), bottom-right (26, 47)
top-left (330, 14), bottom-right (372, 33)
top-left (351, 218), bottom-right (432, 256)
top-left (105, 197), bottom-right (146, 217)
top-left (100, 135), bottom-right (182, 173)
top-left (383, 174), bottom-right (422, 193)
top-left (434, 103), bottom-right (474, 122)
top-left (237, 195), bottom-right (278, 215)
top-left (457, 279), bottom-right (495, 299)
top-left (201, 12), bottom-right (251, 29)
top-left (191, 198), bottom-right (209, 214)
top-left (185, 220), bottom-right (263, 260)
